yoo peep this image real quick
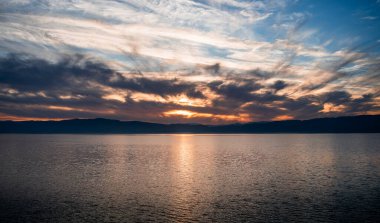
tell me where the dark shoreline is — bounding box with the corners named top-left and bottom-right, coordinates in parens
top-left (1, 115), bottom-right (379, 134)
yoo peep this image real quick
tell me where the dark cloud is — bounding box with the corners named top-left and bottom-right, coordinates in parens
top-left (244, 103), bottom-right (285, 120)
top-left (246, 68), bottom-right (275, 79)
top-left (0, 53), bottom-right (110, 95)
top-left (320, 91), bottom-right (377, 114)
top-left (207, 78), bottom-right (286, 115)
top-left (281, 95), bottom-right (323, 120)
top-left (207, 78), bottom-right (377, 121)
top-left (207, 79), bottom-right (263, 102)
top-left (203, 63), bottom-right (220, 74)
top-left (0, 53), bottom-right (378, 123)
top-left (0, 53), bottom-right (204, 99)
top-left (322, 91), bottom-right (351, 105)
top-left (109, 76), bottom-right (205, 99)
top-left (271, 80), bottom-right (288, 92)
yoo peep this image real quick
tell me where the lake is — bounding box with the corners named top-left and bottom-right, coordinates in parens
top-left (0, 134), bottom-right (379, 222)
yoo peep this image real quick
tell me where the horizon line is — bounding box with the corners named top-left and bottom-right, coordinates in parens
top-left (1, 114), bottom-right (379, 126)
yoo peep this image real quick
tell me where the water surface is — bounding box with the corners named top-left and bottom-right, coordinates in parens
top-left (0, 134), bottom-right (379, 222)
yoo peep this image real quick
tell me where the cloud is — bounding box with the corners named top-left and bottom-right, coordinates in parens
top-left (270, 80), bottom-right (288, 92)
top-left (1, 53), bottom-right (378, 123)
top-left (361, 16), bottom-right (377, 20)
top-left (207, 79), bottom-right (263, 102)
top-left (0, 1), bottom-right (379, 123)
top-left (109, 76), bottom-right (205, 99)
top-left (0, 53), bottom-right (204, 99)
top-left (0, 0), bottom-right (338, 73)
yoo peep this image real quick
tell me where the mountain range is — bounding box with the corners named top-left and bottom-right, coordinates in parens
top-left (0, 115), bottom-right (379, 133)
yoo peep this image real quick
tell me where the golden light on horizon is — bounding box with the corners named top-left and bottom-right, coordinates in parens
top-left (164, 110), bottom-right (196, 118)
top-left (0, 114), bottom-right (64, 121)
top-left (163, 109), bottom-right (252, 123)
top-left (272, 115), bottom-right (294, 121)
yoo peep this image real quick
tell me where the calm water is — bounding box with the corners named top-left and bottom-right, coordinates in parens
top-left (0, 134), bottom-right (379, 223)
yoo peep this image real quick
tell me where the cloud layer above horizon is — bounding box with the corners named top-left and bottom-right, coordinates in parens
top-left (0, 0), bottom-right (379, 124)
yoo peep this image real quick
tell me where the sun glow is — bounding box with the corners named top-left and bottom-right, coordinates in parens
top-left (163, 110), bottom-right (251, 123)
top-left (178, 97), bottom-right (189, 104)
top-left (164, 110), bottom-right (196, 118)
top-left (272, 115), bottom-right (294, 121)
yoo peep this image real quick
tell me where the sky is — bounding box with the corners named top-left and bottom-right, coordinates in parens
top-left (0, 0), bottom-right (379, 124)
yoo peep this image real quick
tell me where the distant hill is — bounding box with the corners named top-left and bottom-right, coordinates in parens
top-left (0, 115), bottom-right (379, 133)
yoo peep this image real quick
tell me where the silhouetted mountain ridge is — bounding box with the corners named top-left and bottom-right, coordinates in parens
top-left (0, 115), bottom-right (379, 133)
